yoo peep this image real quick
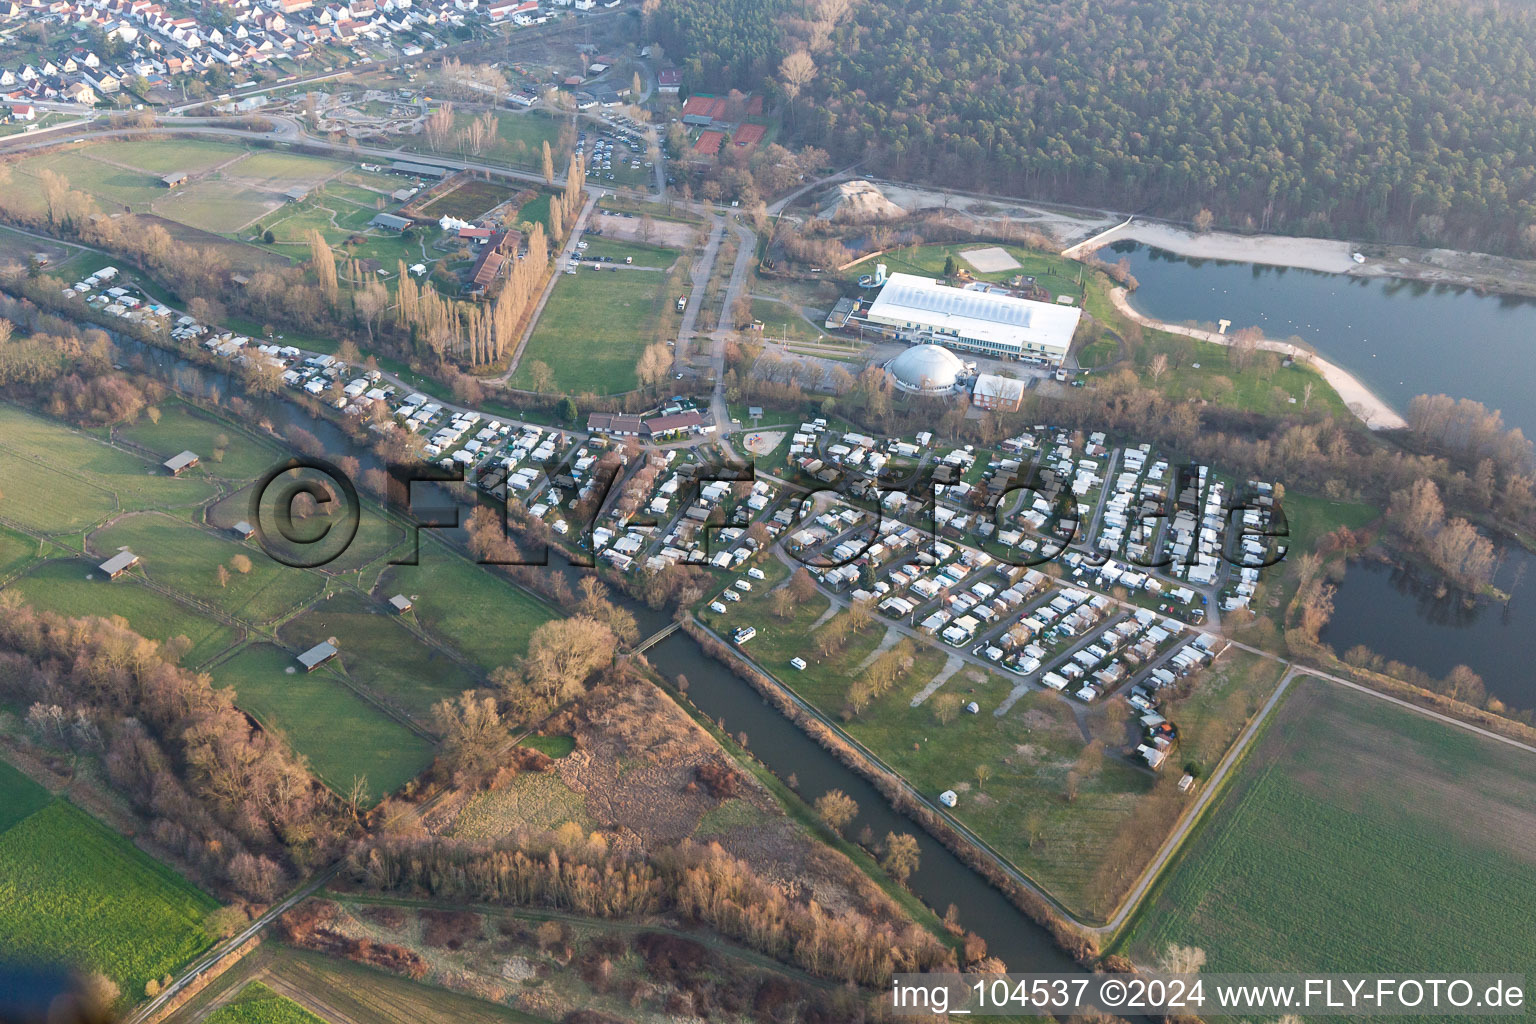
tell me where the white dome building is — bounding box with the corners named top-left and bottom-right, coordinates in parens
top-left (886, 344), bottom-right (968, 396)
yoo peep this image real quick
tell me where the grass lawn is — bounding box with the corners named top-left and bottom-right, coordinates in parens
top-left (8, 559), bottom-right (238, 667)
top-left (519, 733), bottom-right (575, 758)
top-left (417, 179), bottom-right (521, 221)
top-left (375, 540), bottom-right (553, 675)
top-left (0, 523), bottom-right (43, 580)
top-left (91, 513), bottom-right (326, 622)
top-left (205, 982), bottom-right (327, 1024)
top-left (750, 297), bottom-right (832, 344)
top-left (207, 485), bottom-right (408, 576)
top-left (1275, 490), bottom-right (1380, 563)
top-left (213, 643), bottom-right (433, 799)
top-left (277, 590), bottom-right (479, 720)
top-left (11, 150), bottom-right (166, 211)
top-left (1116, 677), bottom-right (1536, 992)
top-left (116, 399), bottom-right (281, 481)
top-left (228, 150), bottom-right (351, 191)
top-left (580, 237), bottom-right (679, 269)
top-left (875, 243), bottom-right (1085, 301)
top-left (511, 270), bottom-right (669, 394)
top-left (1079, 275), bottom-right (1355, 419)
top-left (156, 180), bottom-right (275, 234)
top-left (80, 138), bottom-right (243, 177)
top-left (0, 404), bottom-right (216, 535)
top-left (512, 193), bottom-right (552, 235)
top-left (0, 769), bottom-right (217, 1006)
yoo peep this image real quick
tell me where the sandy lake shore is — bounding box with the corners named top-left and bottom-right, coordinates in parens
top-left (1106, 286), bottom-right (1408, 431)
top-left (1067, 221), bottom-right (1361, 273)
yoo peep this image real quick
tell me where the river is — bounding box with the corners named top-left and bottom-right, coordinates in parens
top-left (119, 341), bottom-right (1081, 973)
top-left (1109, 241), bottom-right (1536, 438)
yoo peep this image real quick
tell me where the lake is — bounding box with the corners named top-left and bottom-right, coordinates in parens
top-left (1110, 242), bottom-right (1536, 438)
top-left (1319, 549), bottom-right (1536, 711)
top-left (1111, 243), bottom-right (1536, 708)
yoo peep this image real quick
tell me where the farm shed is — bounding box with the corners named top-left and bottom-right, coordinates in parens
top-left (163, 450), bottom-right (200, 475)
top-left (97, 550), bottom-right (140, 579)
top-left (296, 641), bottom-right (339, 671)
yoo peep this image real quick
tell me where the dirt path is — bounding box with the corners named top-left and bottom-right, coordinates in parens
top-left (908, 653), bottom-right (964, 706)
top-left (853, 623), bottom-right (903, 671)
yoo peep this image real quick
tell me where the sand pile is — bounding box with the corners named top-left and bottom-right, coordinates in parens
top-left (821, 179), bottom-right (908, 222)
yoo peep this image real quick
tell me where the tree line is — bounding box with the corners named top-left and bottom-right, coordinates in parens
top-left (354, 827), bottom-right (955, 987)
top-left (0, 600), bottom-right (348, 900)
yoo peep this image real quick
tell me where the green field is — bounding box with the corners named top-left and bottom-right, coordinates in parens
top-left (513, 193), bottom-right (552, 235)
top-left (205, 982), bottom-right (328, 1024)
top-left (1117, 677), bottom-right (1536, 990)
top-left (0, 404), bottom-right (216, 535)
top-left (117, 399), bottom-right (281, 481)
top-left (0, 524), bottom-right (42, 580)
top-left (157, 180), bottom-right (276, 234)
top-left (213, 644), bottom-right (433, 799)
top-left (417, 179), bottom-right (521, 221)
top-left (8, 559), bottom-right (238, 667)
top-left (11, 139), bottom-right (353, 239)
top-left (92, 513), bottom-right (325, 621)
top-left (875, 243), bottom-right (1085, 301)
top-left (402, 109), bottom-right (561, 170)
top-left (581, 237), bottom-right (679, 269)
top-left (0, 761), bottom-right (52, 832)
top-left (511, 270), bottom-right (670, 394)
top-left (376, 541), bottom-right (553, 675)
top-left (206, 484), bottom-right (407, 576)
top-left (11, 150), bottom-right (166, 211)
top-left (277, 591), bottom-right (478, 720)
top-left (0, 765), bottom-right (217, 1005)
top-left (84, 138), bottom-right (245, 177)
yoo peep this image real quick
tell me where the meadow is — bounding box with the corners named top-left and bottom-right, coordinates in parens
top-left (401, 109), bottom-right (562, 171)
top-left (1116, 677), bottom-right (1536, 989)
top-left (416, 179), bottom-right (520, 221)
top-left (580, 237), bottom-right (680, 269)
top-left (510, 270), bottom-right (669, 394)
top-left (116, 399), bottom-right (282, 482)
top-left (277, 591), bottom-right (479, 720)
top-left (208, 484), bottom-right (407, 576)
top-left (0, 764), bottom-right (217, 1005)
top-left (0, 404), bottom-right (216, 534)
top-left (11, 149), bottom-right (166, 211)
top-left (9, 559), bottom-right (239, 667)
top-left (92, 513), bottom-right (326, 622)
top-left (213, 643), bottom-right (434, 799)
top-left (375, 541), bottom-right (552, 674)
top-left (0, 524), bottom-right (42, 581)
top-left (204, 983), bottom-right (327, 1024)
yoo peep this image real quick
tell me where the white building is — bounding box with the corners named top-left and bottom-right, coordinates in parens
top-left (863, 272), bottom-right (1081, 365)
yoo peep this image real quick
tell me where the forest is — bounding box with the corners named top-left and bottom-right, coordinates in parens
top-left (652, 0), bottom-right (1536, 252)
